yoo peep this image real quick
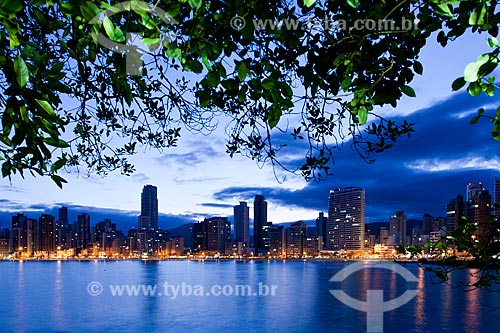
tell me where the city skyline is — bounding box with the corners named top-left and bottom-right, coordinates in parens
top-left (2, 177), bottom-right (500, 232)
top-left (2, 179), bottom-right (496, 258)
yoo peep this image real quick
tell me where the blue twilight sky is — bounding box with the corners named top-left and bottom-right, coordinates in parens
top-left (1, 32), bottom-right (500, 231)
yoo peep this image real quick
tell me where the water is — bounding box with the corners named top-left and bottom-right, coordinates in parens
top-left (0, 260), bottom-right (499, 332)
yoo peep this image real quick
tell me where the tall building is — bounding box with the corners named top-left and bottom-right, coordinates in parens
top-left (25, 218), bottom-right (37, 255)
top-left (328, 187), bottom-right (365, 251)
top-left (136, 231), bottom-right (148, 254)
top-left (422, 213), bottom-right (433, 235)
top-left (58, 206), bottom-right (68, 224)
top-left (465, 181), bottom-right (492, 227)
top-left (473, 190), bottom-right (492, 240)
top-left (253, 195), bottom-right (267, 255)
top-left (316, 212), bottom-right (327, 251)
top-left (207, 217), bottom-right (231, 255)
top-left (445, 195), bottom-right (465, 233)
top-left (233, 201), bottom-right (249, 245)
top-left (138, 215), bottom-right (149, 231)
top-left (286, 221), bottom-right (307, 256)
top-left (40, 214), bottom-right (56, 252)
top-left (76, 213), bottom-right (91, 250)
top-left (94, 219), bottom-right (117, 252)
top-left (56, 206), bottom-right (69, 248)
top-left (389, 210), bottom-right (406, 245)
top-left (11, 213), bottom-right (27, 253)
top-left (192, 222), bottom-right (205, 252)
top-left (465, 182), bottom-right (485, 225)
top-left (268, 223), bottom-right (285, 256)
top-left (141, 185), bottom-right (158, 231)
top-left (466, 182), bottom-right (483, 203)
top-left (192, 217), bottom-right (231, 255)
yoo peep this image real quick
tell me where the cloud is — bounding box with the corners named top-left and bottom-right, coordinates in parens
top-left (407, 156), bottom-right (500, 172)
top-left (0, 185), bottom-right (24, 193)
top-left (155, 145), bottom-right (222, 166)
top-left (199, 203), bottom-right (235, 209)
top-left (131, 173), bottom-right (150, 183)
top-left (451, 102), bottom-right (498, 119)
top-left (173, 176), bottom-right (226, 184)
top-left (0, 199), bottom-right (45, 212)
top-left (214, 186), bottom-right (326, 212)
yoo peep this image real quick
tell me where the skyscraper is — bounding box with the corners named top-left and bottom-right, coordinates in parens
top-left (286, 221), bottom-right (307, 256)
top-left (445, 195), bottom-right (465, 233)
top-left (466, 182), bottom-right (483, 203)
top-left (465, 183), bottom-right (484, 224)
top-left (422, 213), bottom-right (433, 235)
top-left (191, 217), bottom-right (232, 255)
top-left (389, 210), bottom-right (406, 245)
top-left (76, 213), bottom-right (91, 250)
top-left (316, 212), bottom-right (327, 250)
top-left (268, 223), bottom-right (285, 256)
top-left (40, 214), bottom-right (56, 252)
top-left (233, 201), bottom-right (249, 245)
top-left (253, 195), bottom-right (268, 255)
top-left (327, 187), bottom-right (365, 251)
top-left (141, 185), bottom-right (158, 231)
top-left (25, 218), bottom-right (36, 255)
top-left (474, 189), bottom-right (492, 240)
top-left (11, 213), bottom-right (27, 253)
top-left (58, 206), bottom-right (68, 225)
top-left (56, 206), bottom-right (68, 248)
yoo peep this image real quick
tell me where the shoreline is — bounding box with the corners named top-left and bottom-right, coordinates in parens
top-left (0, 257), bottom-right (403, 262)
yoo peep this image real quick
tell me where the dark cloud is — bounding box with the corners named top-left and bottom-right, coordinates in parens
top-left (214, 91), bottom-right (500, 222)
top-left (199, 203), bottom-right (235, 209)
top-left (155, 145), bottom-right (222, 166)
top-left (0, 199), bottom-right (41, 211)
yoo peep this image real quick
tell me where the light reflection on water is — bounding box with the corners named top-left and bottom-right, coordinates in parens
top-left (0, 260), bottom-right (499, 332)
top-left (414, 267), bottom-right (427, 331)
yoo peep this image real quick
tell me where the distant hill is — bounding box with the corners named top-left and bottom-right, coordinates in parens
top-left (366, 219), bottom-right (422, 237)
top-left (167, 223), bottom-right (194, 248)
top-left (365, 222), bottom-right (389, 236)
top-left (406, 219), bottom-right (423, 236)
top-left (273, 220), bottom-right (316, 229)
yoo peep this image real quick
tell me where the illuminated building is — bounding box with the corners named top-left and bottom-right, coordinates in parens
top-left (389, 210), bottom-right (406, 245)
top-left (328, 187), bottom-right (365, 251)
top-left (233, 201), bottom-right (249, 245)
top-left (253, 195), bottom-right (268, 255)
